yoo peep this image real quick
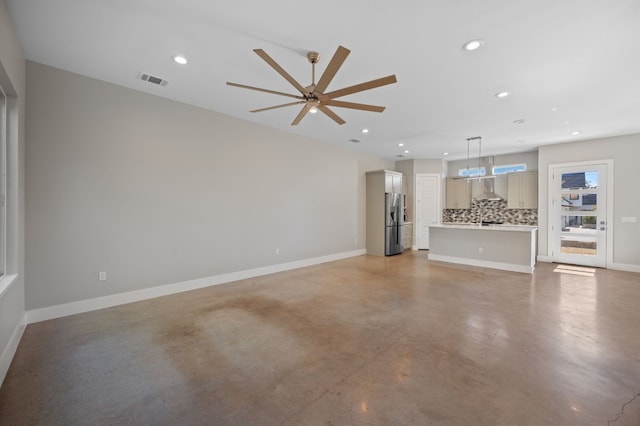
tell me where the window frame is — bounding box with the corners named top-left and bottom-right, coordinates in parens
top-left (458, 167), bottom-right (486, 178)
top-left (492, 163), bottom-right (527, 175)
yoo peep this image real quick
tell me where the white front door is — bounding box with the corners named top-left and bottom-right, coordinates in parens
top-left (415, 174), bottom-right (440, 249)
top-left (550, 162), bottom-right (609, 267)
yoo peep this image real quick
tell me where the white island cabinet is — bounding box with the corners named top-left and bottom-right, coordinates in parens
top-left (428, 224), bottom-right (538, 273)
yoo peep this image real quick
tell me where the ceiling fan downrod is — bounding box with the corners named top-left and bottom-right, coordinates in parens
top-left (307, 51), bottom-right (319, 86)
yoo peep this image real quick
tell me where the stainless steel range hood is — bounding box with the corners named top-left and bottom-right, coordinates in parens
top-left (475, 157), bottom-right (503, 201)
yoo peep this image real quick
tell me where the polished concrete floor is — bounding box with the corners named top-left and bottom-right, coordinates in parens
top-left (1, 251), bottom-right (639, 425)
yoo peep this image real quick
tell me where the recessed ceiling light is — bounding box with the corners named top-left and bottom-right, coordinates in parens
top-left (362, 128), bottom-right (369, 134)
top-left (309, 106), bottom-right (318, 114)
top-left (513, 119), bottom-right (525, 124)
top-left (571, 131), bottom-right (581, 135)
top-left (495, 91), bottom-right (510, 98)
top-left (398, 143), bottom-right (404, 147)
top-left (463, 39), bottom-right (484, 51)
top-left (442, 152), bottom-right (449, 156)
top-left (404, 150), bottom-right (410, 154)
top-left (173, 55), bottom-right (188, 65)
top-left (551, 107), bottom-right (558, 111)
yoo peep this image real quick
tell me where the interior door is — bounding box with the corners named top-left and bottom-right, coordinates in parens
top-left (551, 163), bottom-right (607, 267)
top-left (415, 174), bottom-right (440, 249)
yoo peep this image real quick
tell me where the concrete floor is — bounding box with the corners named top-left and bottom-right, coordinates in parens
top-left (1, 251), bottom-right (639, 425)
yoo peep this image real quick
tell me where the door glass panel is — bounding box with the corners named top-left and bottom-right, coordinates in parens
top-left (554, 165), bottom-right (606, 266)
top-left (561, 215), bottom-right (597, 230)
top-left (561, 193), bottom-right (597, 212)
top-left (561, 215), bottom-right (597, 256)
top-left (561, 170), bottom-right (598, 189)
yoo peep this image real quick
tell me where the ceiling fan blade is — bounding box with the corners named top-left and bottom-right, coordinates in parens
top-left (251, 101), bottom-right (306, 113)
top-left (253, 49), bottom-right (308, 96)
top-left (226, 82), bottom-right (304, 100)
top-left (291, 103), bottom-right (313, 126)
top-left (318, 105), bottom-right (346, 125)
top-left (313, 46), bottom-right (350, 95)
top-left (325, 75), bottom-right (397, 99)
top-left (324, 100), bottom-right (386, 112)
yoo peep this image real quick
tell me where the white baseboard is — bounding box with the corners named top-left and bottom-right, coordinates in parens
top-left (26, 249), bottom-right (366, 324)
top-left (0, 312), bottom-right (26, 386)
top-left (536, 256), bottom-right (640, 273)
top-left (609, 262), bottom-right (640, 273)
top-left (428, 254), bottom-right (534, 274)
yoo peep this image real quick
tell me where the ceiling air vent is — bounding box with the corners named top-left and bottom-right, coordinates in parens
top-left (138, 73), bottom-right (169, 87)
top-left (349, 138), bottom-right (362, 143)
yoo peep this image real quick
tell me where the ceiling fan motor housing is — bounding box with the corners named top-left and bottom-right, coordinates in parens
top-left (307, 51), bottom-right (319, 64)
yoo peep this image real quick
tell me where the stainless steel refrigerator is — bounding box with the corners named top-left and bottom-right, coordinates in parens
top-left (385, 192), bottom-right (404, 255)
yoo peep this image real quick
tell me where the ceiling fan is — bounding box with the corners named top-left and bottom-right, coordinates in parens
top-left (226, 46), bottom-right (397, 126)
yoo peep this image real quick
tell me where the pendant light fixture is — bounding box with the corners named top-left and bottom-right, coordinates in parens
top-left (463, 136), bottom-right (503, 201)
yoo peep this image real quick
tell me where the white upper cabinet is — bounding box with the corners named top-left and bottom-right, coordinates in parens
top-left (385, 172), bottom-right (403, 193)
top-left (507, 171), bottom-right (538, 209)
top-left (445, 178), bottom-right (471, 209)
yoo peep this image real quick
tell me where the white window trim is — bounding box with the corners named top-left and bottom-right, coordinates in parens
top-left (0, 86), bottom-right (7, 277)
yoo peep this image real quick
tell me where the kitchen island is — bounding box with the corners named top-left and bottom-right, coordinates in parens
top-left (428, 224), bottom-right (538, 273)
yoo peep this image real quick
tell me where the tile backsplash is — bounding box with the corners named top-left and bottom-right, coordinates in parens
top-left (443, 199), bottom-right (537, 225)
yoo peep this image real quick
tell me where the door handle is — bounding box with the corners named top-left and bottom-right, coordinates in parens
top-left (600, 227), bottom-right (606, 231)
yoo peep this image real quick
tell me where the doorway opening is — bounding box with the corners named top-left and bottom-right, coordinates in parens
top-left (415, 173), bottom-right (440, 250)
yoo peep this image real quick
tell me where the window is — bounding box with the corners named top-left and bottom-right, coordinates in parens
top-left (458, 167), bottom-right (486, 177)
top-left (492, 164), bottom-right (526, 175)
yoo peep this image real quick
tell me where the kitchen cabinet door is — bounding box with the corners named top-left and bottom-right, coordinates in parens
top-left (384, 172), bottom-right (403, 193)
top-left (402, 223), bottom-right (413, 250)
top-left (507, 171), bottom-right (537, 209)
top-left (393, 174), bottom-right (403, 193)
top-left (445, 178), bottom-right (471, 209)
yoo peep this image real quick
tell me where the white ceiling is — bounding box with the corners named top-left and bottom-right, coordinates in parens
top-left (7, 0), bottom-right (640, 161)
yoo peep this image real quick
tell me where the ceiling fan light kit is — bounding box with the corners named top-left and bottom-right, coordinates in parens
top-left (227, 46), bottom-right (397, 126)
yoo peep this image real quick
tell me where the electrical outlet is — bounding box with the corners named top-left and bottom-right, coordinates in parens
top-left (275, 248), bottom-right (280, 255)
top-left (98, 271), bottom-right (107, 281)
top-left (478, 247), bottom-right (483, 253)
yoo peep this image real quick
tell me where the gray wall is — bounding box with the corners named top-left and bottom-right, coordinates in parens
top-left (538, 134), bottom-right (640, 267)
top-left (25, 62), bottom-right (392, 310)
top-left (0, 0), bottom-right (26, 378)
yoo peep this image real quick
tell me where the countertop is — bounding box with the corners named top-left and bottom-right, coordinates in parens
top-left (430, 223), bottom-right (538, 232)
